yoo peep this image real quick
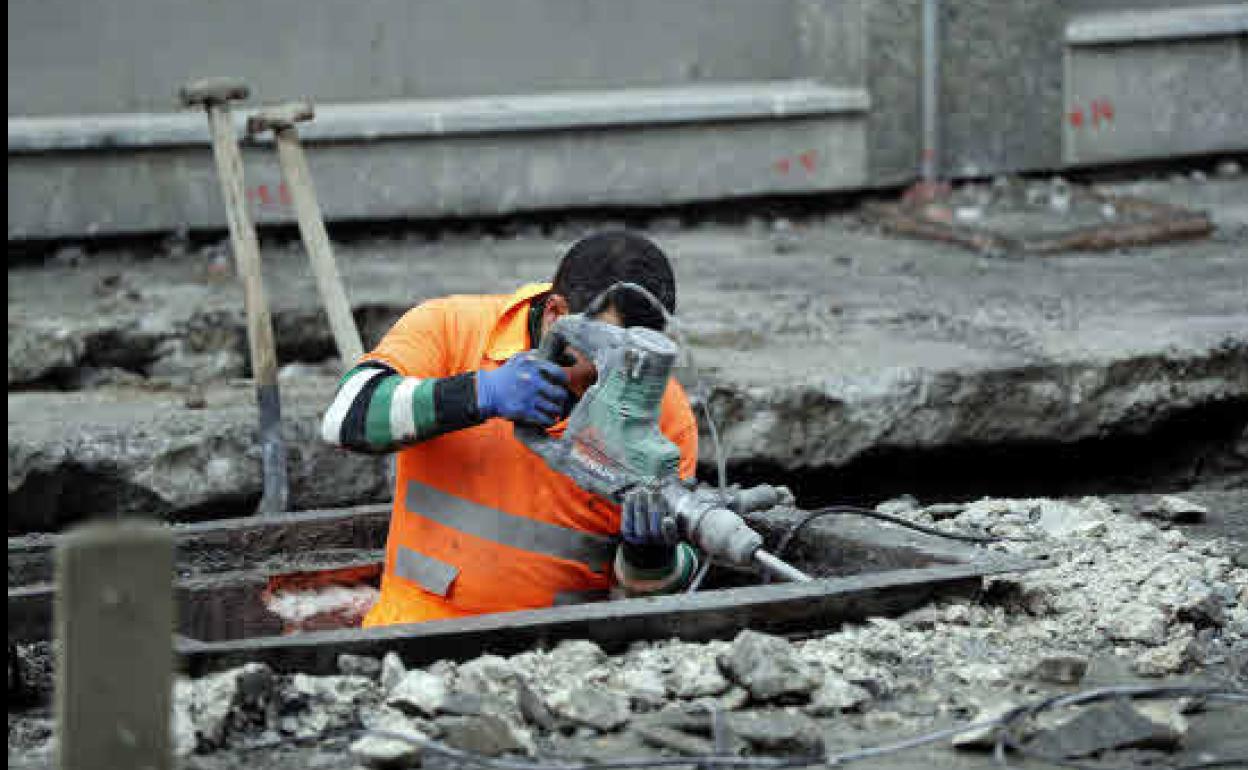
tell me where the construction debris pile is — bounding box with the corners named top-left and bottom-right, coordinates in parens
top-left (12, 494), bottom-right (1243, 769)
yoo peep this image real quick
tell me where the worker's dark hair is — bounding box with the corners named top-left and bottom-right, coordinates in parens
top-left (551, 230), bottom-right (676, 331)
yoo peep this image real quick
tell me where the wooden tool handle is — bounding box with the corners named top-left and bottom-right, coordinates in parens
top-left (204, 104), bottom-right (288, 513)
top-left (274, 129), bottom-right (365, 363)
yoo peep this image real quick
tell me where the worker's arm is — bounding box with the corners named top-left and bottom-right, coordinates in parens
top-left (320, 361), bottom-right (483, 453)
top-left (614, 388), bottom-right (700, 596)
top-left (322, 294), bottom-right (569, 453)
top-left (322, 348), bottom-right (568, 453)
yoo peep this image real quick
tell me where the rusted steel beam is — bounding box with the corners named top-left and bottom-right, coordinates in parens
top-left (177, 555), bottom-right (1036, 678)
top-left (8, 553), bottom-right (383, 645)
top-left (7, 504), bottom-right (390, 587)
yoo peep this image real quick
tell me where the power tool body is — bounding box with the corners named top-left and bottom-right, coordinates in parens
top-left (514, 313), bottom-right (810, 583)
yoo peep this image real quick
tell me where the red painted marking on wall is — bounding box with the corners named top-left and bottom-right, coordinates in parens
top-left (1092, 98), bottom-right (1114, 126)
top-left (799, 151), bottom-right (818, 172)
top-left (1069, 98), bottom-right (1114, 129)
top-left (246, 183), bottom-right (293, 209)
top-left (775, 158), bottom-right (792, 174)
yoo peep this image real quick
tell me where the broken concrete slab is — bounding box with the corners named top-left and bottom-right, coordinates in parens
top-left (436, 713), bottom-right (530, 757)
top-left (720, 630), bottom-right (819, 702)
top-left (804, 674), bottom-right (872, 715)
top-left (723, 709), bottom-right (823, 754)
top-left (552, 686), bottom-right (631, 732)
top-left (386, 670), bottom-right (448, 719)
top-left (1025, 700), bottom-right (1186, 758)
top-left (8, 188), bottom-right (1247, 531)
top-left (1143, 495), bottom-right (1210, 524)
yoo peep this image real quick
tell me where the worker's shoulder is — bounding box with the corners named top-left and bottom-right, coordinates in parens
top-left (415, 292), bottom-right (512, 315)
top-left (661, 377), bottom-right (695, 420)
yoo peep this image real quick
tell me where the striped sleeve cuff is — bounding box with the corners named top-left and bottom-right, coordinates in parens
top-left (321, 364), bottom-right (483, 452)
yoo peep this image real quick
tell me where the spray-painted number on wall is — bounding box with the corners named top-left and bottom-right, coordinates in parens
top-left (1068, 98), bottom-right (1115, 129)
top-left (247, 183), bottom-right (292, 208)
top-left (775, 150), bottom-right (819, 175)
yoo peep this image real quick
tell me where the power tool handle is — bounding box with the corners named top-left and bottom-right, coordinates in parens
top-left (535, 328), bottom-right (576, 367)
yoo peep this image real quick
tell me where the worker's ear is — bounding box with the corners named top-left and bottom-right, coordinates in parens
top-left (541, 293), bottom-right (570, 334)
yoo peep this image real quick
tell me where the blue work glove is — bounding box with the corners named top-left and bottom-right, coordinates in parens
top-left (476, 352), bottom-right (570, 427)
top-left (620, 485), bottom-right (678, 546)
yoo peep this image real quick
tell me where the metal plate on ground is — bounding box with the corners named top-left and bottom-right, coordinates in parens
top-left (866, 177), bottom-right (1212, 255)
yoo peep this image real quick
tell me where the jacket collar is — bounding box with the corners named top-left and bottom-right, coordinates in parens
top-left (484, 282), bottom-right (552, 362)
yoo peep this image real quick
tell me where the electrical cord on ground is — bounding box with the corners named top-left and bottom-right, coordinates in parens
top-left (360, 685), bottom-right (1247, 770)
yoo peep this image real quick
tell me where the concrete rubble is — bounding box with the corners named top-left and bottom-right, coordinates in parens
top-left (10, 493), bottom-right (1241, 768)
top-left (6, 174), bottom-right (1247, 768)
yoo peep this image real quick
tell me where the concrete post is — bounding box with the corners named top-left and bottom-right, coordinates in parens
top-left (55, 519), bottom-right (174, 770)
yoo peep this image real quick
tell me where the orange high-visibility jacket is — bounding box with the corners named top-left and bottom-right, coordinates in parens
top-left (361, 283), bottom-right (698, 627)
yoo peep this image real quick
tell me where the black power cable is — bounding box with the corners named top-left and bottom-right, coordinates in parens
top-left (359, 685), bottom-right (1247, 770)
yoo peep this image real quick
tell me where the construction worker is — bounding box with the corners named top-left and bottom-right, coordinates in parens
top-left (322, 231), bottom-right (700, 626)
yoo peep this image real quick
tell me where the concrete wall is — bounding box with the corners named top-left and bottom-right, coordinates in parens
top-left (7, 0), bottom-right (802, 116)
top-left (7, 0), bottom-right (1248, 239)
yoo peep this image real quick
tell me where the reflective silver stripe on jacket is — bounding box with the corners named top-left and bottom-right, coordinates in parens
top-left (406, 480), bottom-right (616, 573)
top-left (394, 546), bottom-right (459, 597)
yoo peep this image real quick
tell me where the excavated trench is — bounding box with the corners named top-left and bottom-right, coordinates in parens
top-left (7, 338), bottom-right (1248, 534)
top-left (723, 397), bottom-right (1248, 510)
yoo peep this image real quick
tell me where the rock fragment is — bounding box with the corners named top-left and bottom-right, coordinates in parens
top-left (611, 667), bottom-right (669, 711)
top-left (180, 662), bottom-right (274, 751)
top-left (1029, 654), bottom-right (1089, 685)
top-left (1037, 500), bottom-right (1108, 539)
top-left (455, 654), bottom-right (516, 696)
top-left (721, 630), bottom-right (819, 702)
top-left (668, 653), bottom-right (731, 698)
top-left (551, 639), bottom-right (607, 668)
top-left (387, 670), bottom-right (449, 718)
top-left (338, 653), bottom-right (383, 679)
top-left (553, 686), bottom-right (631, 732)
top-left (1175, 589), bottom-right (1226, 628)
top-left (1106, 605), bottom-right (1168, 645)
top-left (279, 674), bottom-right (378, 739)
top-left (1025, 700), bottom-right (1185, 757)
top-left (1141, 495), bottom-right (1208, 524)
top-left (516, 677), bottom-right (560, 732)
top-left (804, 675), bottom-right (872, 715)
top-left (1133, 634), bottom-right (1196, 677)
top-left (349, 733), bottom-right (423, 769)
top-left (437, 714), bottom-right (530, 757)
top-left (1215, 159), bottom-right (1242, 177)
top-left (875, 494), bottom-right (920, 516)
top-left (380, 651), bottom-right (406, 694)
top-left (724, 709), bottom-right (823, 754)
top-left (633, 721), bottom-right (716, 756)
